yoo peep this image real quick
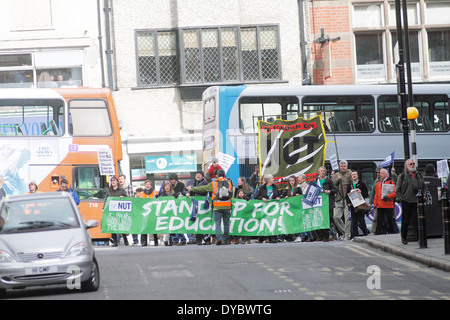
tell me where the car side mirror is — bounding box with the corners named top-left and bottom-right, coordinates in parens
top-left (85, 220), bottom-right (99, 229)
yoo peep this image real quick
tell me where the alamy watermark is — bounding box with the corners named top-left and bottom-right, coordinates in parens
top-left (366, 265), bottom-right (381, 290)
top-left (66, 265), bottom-right (81, 290)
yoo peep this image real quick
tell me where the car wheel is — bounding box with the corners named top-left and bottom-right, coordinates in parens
top-left (81, 257), bottom-right (100, 292)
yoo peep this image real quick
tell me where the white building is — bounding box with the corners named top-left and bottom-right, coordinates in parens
top-left (0, 0), bottom-right (103, 88)
top-left (109, 0), bottom-right (306, 185)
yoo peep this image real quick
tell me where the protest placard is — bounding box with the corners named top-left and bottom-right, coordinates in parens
top-left (97, 149), bottom-right (115, 176)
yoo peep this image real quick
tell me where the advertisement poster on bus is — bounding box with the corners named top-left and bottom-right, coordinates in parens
top-left (0, 142), bottom-right (31, 195)
top-left (257, 115), bottom-right (327, 184)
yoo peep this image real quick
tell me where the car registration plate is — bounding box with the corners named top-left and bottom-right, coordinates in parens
top-left (25, 266), bottom-right (58, 275)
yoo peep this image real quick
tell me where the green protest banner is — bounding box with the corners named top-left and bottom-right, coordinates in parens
top-left (102, 195), bottom-right (329, 236)
top-left (101, 195), bottom-right (330, 236)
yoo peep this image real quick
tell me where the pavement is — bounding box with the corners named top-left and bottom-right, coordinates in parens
top-left (353, 234), bottom-right (450, 272)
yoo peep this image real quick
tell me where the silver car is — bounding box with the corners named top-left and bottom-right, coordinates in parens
top-left (0, 192), bottom-right (100, 298)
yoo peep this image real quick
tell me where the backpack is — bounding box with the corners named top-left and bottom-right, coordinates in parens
top-left (215, 179), bottom-right (230, 201)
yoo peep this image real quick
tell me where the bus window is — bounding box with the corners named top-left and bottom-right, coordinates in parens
top-left (239, 96), bottom-right (299, 133)
top-left (73, 166), bottom-right (108, 199)
top-left (68, 99), bottom-right (112, 136)
top-left (204, 97), bottom-right (215, 124)
top-left (434, 102), bottom-right (449, 131)
top-left (377, 96), bottom-right (400, 132)
top-left (302, 95), bottom-right (374, 133)
top-left (0, 99), bottom-right (64, 136)
top-left (378, 94), bottom-right (449, 132)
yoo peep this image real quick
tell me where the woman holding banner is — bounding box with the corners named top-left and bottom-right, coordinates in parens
top-left (346, 170), bottom-right (370, 239)
top-left (105, 176), bottom-right (128, 247)
top-left (281, 175), bottom-right (302, 242)
top-left (234, 177), bottom-right (254, 200)
top-left (157, 181), bottom-right (179, 246)
top-left (138, 180), bottom-right (158, 247)
top-left (254, 174), bottom-right (281, 244)
top-left (234, 189), bottom-right (252, 244)
top-left (316, 167), bottom-right (337, 242)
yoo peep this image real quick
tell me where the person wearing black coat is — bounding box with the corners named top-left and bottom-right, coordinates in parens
top-left (281, 175), bottom-right (302, 198)
top-left (185, 170), bottom-right (209, 245)
top-left (346, 170), bottom-right (370, 238)
top-left (281, 175), bottom-right (301, 242)
top-left (316, 167), bottom-right (337, 242)
top-left (234, 177), bottom-right (254, 200)
top-left (168, 173), bottom-right (187, 245)
top-left (254, 174), bottom-right (281, 202)
top-left (254, 174), bottom-right (280, 243)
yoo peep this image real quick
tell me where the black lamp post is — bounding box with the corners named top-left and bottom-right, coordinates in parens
top-left (394, 0), bottom-right (414, 163)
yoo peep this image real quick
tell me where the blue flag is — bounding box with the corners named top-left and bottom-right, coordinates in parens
top-left (158, 177), bottom-right (166, 195)
top-left (190, 199), bottom-right (198, 221)
top-left (379, 151), bottom-right (395, 168)
top-left (203, 192), bottom-right (210, 210)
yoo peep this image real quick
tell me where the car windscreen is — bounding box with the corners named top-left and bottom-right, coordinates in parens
top-left (0, 198), bottom-right (80, 234)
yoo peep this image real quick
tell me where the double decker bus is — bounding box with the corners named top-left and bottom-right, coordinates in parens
top-left (202, 84), bottom-right (450, 191)
top-left (0, 87), bottom-right (122, 241)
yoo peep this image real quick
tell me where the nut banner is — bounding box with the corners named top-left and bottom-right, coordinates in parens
top-left (101, 195), bottom-right (330, 236)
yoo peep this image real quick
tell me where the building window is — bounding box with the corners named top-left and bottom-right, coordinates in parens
top-left (425, 1), bottom-right (450, 25)
top-left (353, 4), bottom-right (386, 81)
top-left (428, 30), bottom-right (450, 78)
top-left (136, 30), bottom-right (178, 86)
top-left (353, 4), bottom-right (383, 28)
top-left (0, 50), bottom-right (83, 88)
top-left (136, 25), bottom-right (281, 87)
top-left (353, 1), bottom-right (450, 82)
top-left (391, 31), bottom-right (421, 79)
top-left (355, 33), bottom-right (386, 80)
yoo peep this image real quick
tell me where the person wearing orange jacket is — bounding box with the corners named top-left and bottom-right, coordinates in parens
top-left (186, 169), bottom-right (232, 245)
top-left (137, 180), bottom-right (158, 246)
top-left (373, 168), bottom-right (396, 235)
top-left (27, 181), bottom-right (40, 194)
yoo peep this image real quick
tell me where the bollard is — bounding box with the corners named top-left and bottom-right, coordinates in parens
top-left (416, 189), bottom-right (427, 248)
top-left (442, 189), bottom-right (450, 255)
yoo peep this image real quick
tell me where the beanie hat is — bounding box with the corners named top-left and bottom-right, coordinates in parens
top-left (196, 170), bottom-right (205, 177)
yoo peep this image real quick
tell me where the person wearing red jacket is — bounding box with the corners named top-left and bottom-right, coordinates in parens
top-left (207, 157), bottom-right (223, 181)
top-left (373, 168), bottom-right (396, 235)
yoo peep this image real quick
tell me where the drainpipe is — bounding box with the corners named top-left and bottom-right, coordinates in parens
top-left (298, 0), bottom-right (311, 85)
top-left (97, 0), bottom-right (106, 88)
top-left (104, 0), bottom-right (114, 91)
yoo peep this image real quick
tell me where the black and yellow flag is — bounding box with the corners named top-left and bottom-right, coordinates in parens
top-left (258, 115), bottom-right (327, 183)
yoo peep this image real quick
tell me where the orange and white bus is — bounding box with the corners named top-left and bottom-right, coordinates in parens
top-left (0, 87), bottom-right (122, 242)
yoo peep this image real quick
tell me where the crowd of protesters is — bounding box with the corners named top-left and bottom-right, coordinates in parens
top-left (103, 156), bottom-right (448, 247)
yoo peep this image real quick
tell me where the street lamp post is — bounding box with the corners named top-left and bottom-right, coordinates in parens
top-left (394, 0), bottom-right (410, 162)
top-left (394, 0), bottom-right (415, 162)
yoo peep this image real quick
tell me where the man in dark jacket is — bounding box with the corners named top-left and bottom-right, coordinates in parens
top-left (316, 166), bottom-right (337, 241)
top-left (395, 159), bottom-right (425, 244)
top-left (185, 171), bottom-right (208, 196)
top-left (332, 160), bottom-right (352, 239)
top-left (169, 173), bottom-right (186, 197)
